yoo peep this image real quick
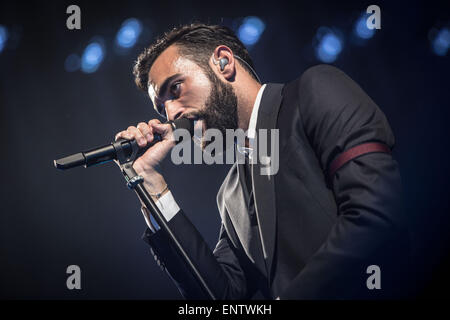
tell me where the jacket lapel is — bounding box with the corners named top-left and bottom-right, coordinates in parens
top-left (251, 83), bottom-right (284, 283)
top-left (219, 83), bottom-right (284, 282)
top-left (219, 163), bottom-right (253, 255)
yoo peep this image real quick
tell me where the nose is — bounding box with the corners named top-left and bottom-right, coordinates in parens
top-left (164, 100), bottom-right (185, 121)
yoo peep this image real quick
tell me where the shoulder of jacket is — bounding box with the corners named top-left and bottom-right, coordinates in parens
top-left (283, 64), bottom-right (346, 92)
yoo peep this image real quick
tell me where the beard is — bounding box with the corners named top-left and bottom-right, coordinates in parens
top-left (191, 68), bottom-right (239, 150)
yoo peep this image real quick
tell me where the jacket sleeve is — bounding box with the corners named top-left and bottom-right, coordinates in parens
top-left (279, 65), bottom-right (410, 299)
top-left (142, 209), bottom-right (255, 299)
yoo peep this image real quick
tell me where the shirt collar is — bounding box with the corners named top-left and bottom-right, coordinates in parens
top-left (247, 84), bottom-right (266, 140)
top-left (236, 84), bottom-right (267, 158)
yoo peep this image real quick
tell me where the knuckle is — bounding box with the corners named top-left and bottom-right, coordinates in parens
top-left (137, 122), bottom-right (148, 130)
top-left (148, 119), bottom-right (161, 125)
top-left (129, 126), bottom-right (143, 137)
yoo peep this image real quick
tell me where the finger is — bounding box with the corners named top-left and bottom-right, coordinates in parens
top-left (147, 119), bottom-right (164, 139)
top-left (115, 130), bottom-right (131, 141)
top-left (151, 122), bottom-right (171, 135)
top-left (148, 119), bottom-right (162, 127)
top-left (137, 122), bottom-right (153, 143)
top-left (127, 126), bottom-right (147, 147)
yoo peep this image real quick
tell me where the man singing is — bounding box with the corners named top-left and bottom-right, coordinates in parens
top-left (114, 23), bottom-right (410, 299)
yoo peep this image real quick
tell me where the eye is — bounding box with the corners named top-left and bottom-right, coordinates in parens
top-left (170, 81), bottom-right (182, 98)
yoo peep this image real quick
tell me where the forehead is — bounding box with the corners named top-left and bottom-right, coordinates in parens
top-left (148, 45), bottom-right (200, 91)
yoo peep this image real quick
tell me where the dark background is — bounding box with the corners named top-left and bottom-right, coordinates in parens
top-left (0, 0), bottom-right (449, 299)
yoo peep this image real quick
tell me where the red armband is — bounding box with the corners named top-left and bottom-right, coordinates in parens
top-left (328, 142), bottom-right (391, 181)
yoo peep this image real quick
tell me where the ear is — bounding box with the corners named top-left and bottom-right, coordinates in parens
top-left (210, 45), bottom-right (235, 81)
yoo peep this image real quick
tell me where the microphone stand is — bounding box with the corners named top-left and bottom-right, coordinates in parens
top-left (114, 139), bottom-right (216, 300)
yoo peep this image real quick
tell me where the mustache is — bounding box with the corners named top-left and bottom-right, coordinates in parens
top-left (184, 108), bottom-right (226, 130)
top-left (182, 110), bottom-right (204, 121)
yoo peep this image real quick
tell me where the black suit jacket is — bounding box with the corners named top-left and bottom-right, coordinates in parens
top-left (142, 65), bottom-right (410, 299)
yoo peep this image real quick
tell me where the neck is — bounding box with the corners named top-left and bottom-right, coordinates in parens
top-left (235, 80), bottom-right (262, 132)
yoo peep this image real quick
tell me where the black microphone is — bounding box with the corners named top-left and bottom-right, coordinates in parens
top-left (54, 118), bottom-right (194, 170)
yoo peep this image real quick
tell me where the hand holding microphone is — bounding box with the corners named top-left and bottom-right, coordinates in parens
top-left (114, 119), bottom-right (175, 196)
top-left (54, 117), bottom-right (194, 197)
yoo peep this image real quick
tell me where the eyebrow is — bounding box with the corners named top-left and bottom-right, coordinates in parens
top-left (155, 73), bottom-right (182, 98)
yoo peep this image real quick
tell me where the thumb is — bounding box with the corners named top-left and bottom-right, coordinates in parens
top-left (151, 122), bottom-right (174, 140)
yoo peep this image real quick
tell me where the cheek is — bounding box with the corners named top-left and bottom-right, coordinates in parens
top-left (183, 78), bottom-right (211, 108)
top-left (172, 56), bottom-right (213, 109)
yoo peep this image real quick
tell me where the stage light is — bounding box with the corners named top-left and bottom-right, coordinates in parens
top-left (65, 53), bottom-right (81, 72)
top-left (0, 25), bottom-right (9, 53)
top-left (315, 27), bottom-right (343, 63)
top-left (81, 41), bottom-right (105, 73)
top-left (237, 16), bottom-right (265, 46)
top-left (431, 27), bottom-right (450, 56)
top-left (115, 18), bottom-right (142, 49)
top-left (354, 14), bottom-right (375, 40)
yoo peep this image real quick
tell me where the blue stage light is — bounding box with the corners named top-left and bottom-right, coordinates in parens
top-left (354, 14), bottom-right (375, 40)
top-left (0, 25), bottom-right (9, 53)
top-left (116, 18), bottom-right (142, 49)
top-left (65, 53), bottom-right (81, 72)
top-left (81, 41), bottom-right (104, 73)
top-left (432, 28), bottom-right (450, 56)
top-left (237, 16), bottom-right (265, 46)
top-left (315, 28), bottom-right (343, 63)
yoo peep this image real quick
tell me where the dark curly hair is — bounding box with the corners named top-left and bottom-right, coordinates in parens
top-left (133, 23), bottom-right (258, 92)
